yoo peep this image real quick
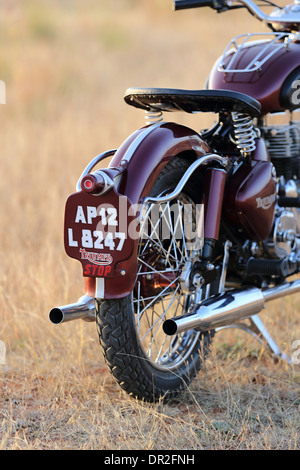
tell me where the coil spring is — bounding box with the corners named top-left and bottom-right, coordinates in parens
top-left (231, 112), bottom-right (256, 156)
top-left (145, 109), bottom-right (163, 125)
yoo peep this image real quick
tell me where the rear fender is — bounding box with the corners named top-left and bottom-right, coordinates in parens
top-left (109, 122), bottom-right (211, 204)
top-left (66, 122), bottom-right (212, 299)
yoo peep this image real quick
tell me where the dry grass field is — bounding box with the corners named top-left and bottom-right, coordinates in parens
top-left (0, 0), bottom-right (299, 450)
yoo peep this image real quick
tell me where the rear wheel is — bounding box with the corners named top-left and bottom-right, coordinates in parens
top-left (95, 157), bottom-right (215, 402)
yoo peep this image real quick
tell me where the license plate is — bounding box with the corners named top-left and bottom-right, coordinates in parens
top-left (64, 188), bottom-right (137, 278)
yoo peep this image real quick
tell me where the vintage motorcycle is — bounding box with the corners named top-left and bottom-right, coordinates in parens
top-left (50, 0), bottom-right (300, 402)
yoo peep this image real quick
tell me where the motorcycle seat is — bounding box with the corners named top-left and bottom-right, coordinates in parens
top-left (124, 87), bottom-right (261, 117)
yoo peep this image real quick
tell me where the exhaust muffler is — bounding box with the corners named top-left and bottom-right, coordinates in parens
top-left (49, 295), bottom-right (96, 324)
top-left (163, 287), bottom-right (265, 335)
top-left (163, 279), bottom-right (300, 336)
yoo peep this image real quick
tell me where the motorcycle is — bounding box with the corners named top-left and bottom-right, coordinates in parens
top-left (50, 0), bottom-right (300, 402)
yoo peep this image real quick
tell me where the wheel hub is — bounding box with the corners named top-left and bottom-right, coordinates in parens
top-left (138, 252), bottom-right (179, 298)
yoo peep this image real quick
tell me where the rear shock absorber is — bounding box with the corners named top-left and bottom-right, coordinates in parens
top-left (231, 112), bottom-right (257, 157)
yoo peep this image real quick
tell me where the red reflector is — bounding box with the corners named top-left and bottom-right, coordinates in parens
top-left (81, 172), bottom-right (105, 194)
top-left (84, 179), bottom-right (93, 189)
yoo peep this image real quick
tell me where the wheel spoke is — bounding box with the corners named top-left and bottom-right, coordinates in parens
top-left (140, 284), bottom-right (180, 345)
top-left (135, 275), bottom-right (180, 322)
top-left (133, 193), bottom-right (202, 370)
top-left (139, 203), bottom-right (177, 265)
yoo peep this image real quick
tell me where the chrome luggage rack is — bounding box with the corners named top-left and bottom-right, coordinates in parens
top-left (218, 32), bottom-right (296, 74)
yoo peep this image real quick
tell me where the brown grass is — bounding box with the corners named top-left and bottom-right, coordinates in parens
top-left (0, 0), bottom-right (299, 450)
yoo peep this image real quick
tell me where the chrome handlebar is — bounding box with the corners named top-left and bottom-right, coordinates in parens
top-left (174, 0), bottom-right (300, 27)
top-left (231, 0), bottom-right (300, 24)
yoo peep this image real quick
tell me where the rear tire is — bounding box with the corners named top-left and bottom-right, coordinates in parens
top-left (95, 157), bottom-right (215, 402)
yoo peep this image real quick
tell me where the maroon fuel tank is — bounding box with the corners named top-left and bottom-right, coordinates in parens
top-left (223, 159), bottom-right (276, 241)
top-left (208, 38), bottom-right (300, 115)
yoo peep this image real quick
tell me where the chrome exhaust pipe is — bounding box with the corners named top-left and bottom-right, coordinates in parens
top-left (49, 295), bottom-right (96, 324)
top-left (163, 279), bottom-right (300, 336)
